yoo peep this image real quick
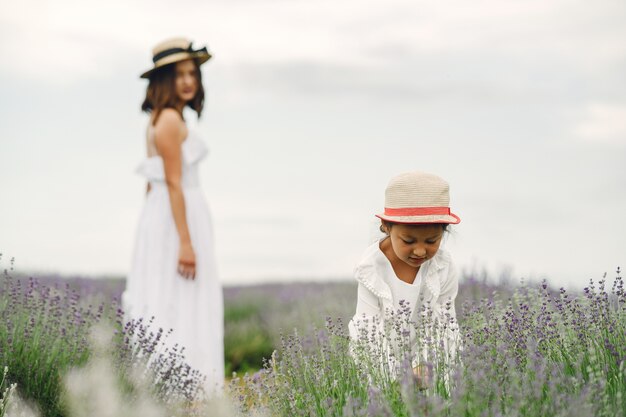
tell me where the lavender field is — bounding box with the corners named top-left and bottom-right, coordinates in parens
top-left (1, 257), bottom-right (624, 417)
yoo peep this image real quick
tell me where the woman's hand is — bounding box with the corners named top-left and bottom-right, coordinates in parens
top-left (177, 242), bottom-right (196, 280)
top-left (412, 363), bottom-right (432, 391)
top-left (154, 108), bottom-right (196, 281)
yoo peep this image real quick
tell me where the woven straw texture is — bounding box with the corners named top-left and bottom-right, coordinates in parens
top-left (376, 171), bottom-right (460, 224)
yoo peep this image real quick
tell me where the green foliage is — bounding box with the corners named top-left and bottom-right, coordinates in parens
top-left (223, 282), bottom-right (357, 375)
top-left (0, 275), bottom-right (104, 417)
top-left (4, 262), bottom-right (625, 417)
top-left (231, 274), bottom-right (626, 417)
top-left (224, 302), bottom-right (274, 375)
top-left (1, 366), bottom-right (16, 417)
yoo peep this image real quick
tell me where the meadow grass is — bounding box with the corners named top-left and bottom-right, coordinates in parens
top-left (0, 260), bottom-right (204, 416)
top-left (230, 271), bottom-right (626, 417)
top-left (2, 254), bottom-right (624, 417)
top-left (1, 366), bottom-right (16, 417)
top-left (224, 282), bottom-right (356, 374)
top-left (0, 270), bottom-right (102, 416)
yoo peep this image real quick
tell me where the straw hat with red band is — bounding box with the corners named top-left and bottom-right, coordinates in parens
top-left (140, 37), bottom-right (212, 79)
top-left (375, 171), bottom-right (461, 224)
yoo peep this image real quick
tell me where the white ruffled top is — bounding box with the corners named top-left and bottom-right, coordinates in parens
top-left (135, 130), bottom-right (208, 188)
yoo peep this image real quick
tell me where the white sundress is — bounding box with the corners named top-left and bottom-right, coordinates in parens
top-left (122, 128), bottom-right (224, 394)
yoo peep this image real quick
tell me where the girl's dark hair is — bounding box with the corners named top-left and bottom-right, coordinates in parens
top-left (141, 59), bottom-right (205, 125)
top-left (380, 220), bottom-right (449, 235)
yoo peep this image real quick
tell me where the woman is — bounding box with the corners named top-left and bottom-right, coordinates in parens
top-left (123, 37), bottom-right (223, 393)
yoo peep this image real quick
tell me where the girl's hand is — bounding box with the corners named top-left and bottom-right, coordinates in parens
top-left (412, 363), bottom-right (432, 391)
top-left (178, 242), bottom-right (196, 280)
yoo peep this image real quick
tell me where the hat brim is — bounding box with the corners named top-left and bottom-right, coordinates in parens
top-left (140, 51), bottom-right (211, 79)
top-left (375, 213), bottom-right (461, 224)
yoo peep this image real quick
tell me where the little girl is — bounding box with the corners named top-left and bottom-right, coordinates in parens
top-left (348, 171), bottom-right (461, 386)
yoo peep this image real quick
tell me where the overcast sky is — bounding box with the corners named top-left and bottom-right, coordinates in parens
top-left (1, 0), bottom-right (625, 289)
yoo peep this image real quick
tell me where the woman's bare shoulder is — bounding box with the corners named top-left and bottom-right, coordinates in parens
top-left (154, 108), bottom-right (184, 129)
top-left (153, 109), bottom-right (186, 147)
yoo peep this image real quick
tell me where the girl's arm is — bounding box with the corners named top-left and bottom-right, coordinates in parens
top-left (348, 283), bottom-right (381, 342)
top-left (436, 261), bottom-right (461, 365)
top-left (154, 109), bottom-right (196, 280)
top-left (438, 261), bottom-right (459, 328)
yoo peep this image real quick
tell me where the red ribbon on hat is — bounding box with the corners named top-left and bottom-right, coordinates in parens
top-left (384, 207), bottom-right (451, 216)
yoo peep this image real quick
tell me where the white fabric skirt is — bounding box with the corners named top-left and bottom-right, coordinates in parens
top-left (123, 183), bottom-right (224, 393)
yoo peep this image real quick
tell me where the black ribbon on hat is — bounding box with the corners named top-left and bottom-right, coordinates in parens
top-left (152, 44), bottom-right (208, 63)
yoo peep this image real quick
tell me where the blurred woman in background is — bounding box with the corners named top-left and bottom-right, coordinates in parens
top-left (123, 37), bottom-right (223, 394)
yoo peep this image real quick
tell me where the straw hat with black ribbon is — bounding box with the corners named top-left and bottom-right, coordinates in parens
top-left (375, 171), bottom-right (461, 224)
top-left (140, 37), bottom-right (211, 79)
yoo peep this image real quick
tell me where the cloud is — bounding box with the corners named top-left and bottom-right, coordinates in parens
top-left (574, 102), bottom-right (626, 146)
top-left (2, 0), bottom-right (625, 86)
top-left (1, 0), bottom-right (625, 286)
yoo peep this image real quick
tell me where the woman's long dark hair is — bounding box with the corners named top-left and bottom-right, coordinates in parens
top-left (141, 59), bottom-right (205, 125)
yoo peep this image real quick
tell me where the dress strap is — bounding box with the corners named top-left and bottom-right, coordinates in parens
top-left (146, 126), bottom-right (159, 158)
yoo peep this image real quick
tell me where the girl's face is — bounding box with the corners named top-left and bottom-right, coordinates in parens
top-left (174, 59), bottom-right (199, 104)
top-left (384, 223), bottom-right (444, 268)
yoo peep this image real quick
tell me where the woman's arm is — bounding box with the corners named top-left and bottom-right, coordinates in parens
top-left (154, 109), bottom-right (196, 280)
